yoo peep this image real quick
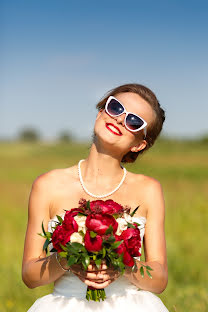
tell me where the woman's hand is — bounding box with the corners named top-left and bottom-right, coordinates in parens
top-left (69, 260), bottom-right (121, 289)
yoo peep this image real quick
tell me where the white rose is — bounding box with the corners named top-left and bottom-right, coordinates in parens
top-left (124, 212), bottom-right (132, 223)
top-left (74, 215), bottom-right (87, 233)
top-left (116, 217), bottom-right (128, 235)
top-left (74, 215), bottom-right (87, 227)
top-left (70, 232), bottom-right (84, 245)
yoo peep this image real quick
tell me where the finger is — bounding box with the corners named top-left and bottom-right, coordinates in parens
top-left (87, 260), bottom-right (108, 271)
top-left (87, 263), bottom-right (97, 271)
top-left (77, 275), bottom-right (108, 286)
top-left (87, 265), bottom-right (107, 272)
top-left (84, 279), bottom-right (111, 289)
top-left (98, 268), bottom-right (119, 275)
top-left (100, 263), bottom-right (108, 270)
top-left (87, 272), bottom-right (110, 280)
top-left (71, 266), bottom-right (119, 281)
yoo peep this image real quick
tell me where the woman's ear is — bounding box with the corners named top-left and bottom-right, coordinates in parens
top-left (130, 140), bottom-right (147, 153)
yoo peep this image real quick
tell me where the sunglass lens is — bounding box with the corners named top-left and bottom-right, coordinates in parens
top-left (107, 99), bottom-right (124, 116)
top-left (126, 114), bottom-right (144, 130)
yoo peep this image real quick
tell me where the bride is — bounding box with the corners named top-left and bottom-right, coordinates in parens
top-left (22, 83), bottom-right (169, 311)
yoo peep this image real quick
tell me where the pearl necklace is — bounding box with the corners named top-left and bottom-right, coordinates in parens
top-left (78, 159), bottom-right (127, 198)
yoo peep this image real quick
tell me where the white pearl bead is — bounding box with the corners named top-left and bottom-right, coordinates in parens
top-left (78, 159), bottom-right (127, 198)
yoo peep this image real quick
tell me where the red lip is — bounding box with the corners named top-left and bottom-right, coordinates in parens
top-left (106, 123), bottom-right (122, 136)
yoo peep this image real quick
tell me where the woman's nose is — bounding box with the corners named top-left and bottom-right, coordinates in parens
top-left (115, 113), bottom-right (126, 127)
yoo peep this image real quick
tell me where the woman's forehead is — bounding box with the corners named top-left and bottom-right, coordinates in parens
top-left (114, 92), bottom-right (155, 125)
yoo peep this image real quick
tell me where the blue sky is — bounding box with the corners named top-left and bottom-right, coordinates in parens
top-left (1, 0), bottom-right (208, 141)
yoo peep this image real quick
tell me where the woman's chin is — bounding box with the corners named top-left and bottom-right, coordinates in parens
top-left (94, 131), bottom-right (120, 146)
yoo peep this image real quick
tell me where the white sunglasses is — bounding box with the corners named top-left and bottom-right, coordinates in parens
top-left (105, 96), bottom-right (147, 138)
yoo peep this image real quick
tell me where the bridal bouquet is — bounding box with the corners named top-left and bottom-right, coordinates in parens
top-left (39, 199), bottom-right (153, 302)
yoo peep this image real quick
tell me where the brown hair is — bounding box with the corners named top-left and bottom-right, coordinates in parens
top-left (95, 83), bottom-right (166, 163)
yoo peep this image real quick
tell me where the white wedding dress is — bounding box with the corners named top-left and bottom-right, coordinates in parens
top-left (27, 215), bottom-right (169, 311)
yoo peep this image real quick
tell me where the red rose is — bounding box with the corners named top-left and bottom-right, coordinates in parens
top-left (114, 234), bottom-right (126, 254)
top-left (51, 225), bottom-right (71, 252)
top-left (62, 213), bottom-right (78, 233)
top-left (86, 213), bottom-right (118, 235)
top-left (84, 230), bottom-right (103, 252)
top-left (90, 200), bottom-right (124, 215)
top-left (114, 235), bottom-right (135, 266)
top-left (121, 226), bottom-right (141, 257)
top-left (64, 208), bottom-right (84, 218)
top-left (123, 250), bottom-right (135, 267)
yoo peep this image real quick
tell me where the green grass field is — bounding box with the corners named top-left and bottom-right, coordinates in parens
top-left (1, 139), bottom-right (207, 312)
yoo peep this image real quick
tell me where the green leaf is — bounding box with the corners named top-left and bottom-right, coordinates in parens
top-left (59, 243), bottom-right (68, 251)
top-left (82, 259), bottom-right (88, 270)
top-left (140, 266), bottom-right (144, 278)
top-left (71, 242), bottom-right (86, 252)
top-left (145, 265), bottom-right (153, 271)
top-left (90, 231), bottom-right (97, 238)
top-left (43, 239), bottom-right (50, 252)
top-left (86, 200), bottom-right (91, 211)
top-left (59, 251), bottom-right (67, 258)
top-left (112, 259), bottom-right (119, 268)
top-left (41, 221), bottom-right (47, 236)
top-left (102, 247), bottom-right (106, 258)
top-left (118, 253), bottom-right (124, 261)
top-left (95, 258), bottom-right (102, 269)
top-left (77, 212), bottom-right (87, 217)
top-left (105, 225), bottom-right (113, 235)
top-left (108, 250), bottom-right (117, 258)
top-left (130, 205), bottom-right (140, 217)
top-left (45, 231), bottom-right (52, 240)
top-left (134, 222), bottom-right (141, 226)
top-left (56, 215), bottom-right (63, 224)
top-left (127, 222), bottom-right (136, 229)
top-left (146, 270), bottom-right (153, 279)
top-left (67, 255), bottom-right (77, 266)
top-left (107, 235), bottom-right (115, 243)
top-left (67, 244), bottom-right (77, 254)
top-left (111, 240), bottom-right (123, 249)
top-left (83, 255), bottom-right (90, 267)
top-left (38, 232), bottom-right (46, 238)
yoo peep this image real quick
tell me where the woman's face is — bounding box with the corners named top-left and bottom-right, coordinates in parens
top-left (93, 92), bottom-right (155, 158)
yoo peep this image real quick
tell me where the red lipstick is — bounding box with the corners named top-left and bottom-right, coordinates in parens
top-left (105, 123), bottom-right (122, 136)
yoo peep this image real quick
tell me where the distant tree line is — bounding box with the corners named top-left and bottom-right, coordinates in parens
top-left (17, 127), bottom-right (75, 142)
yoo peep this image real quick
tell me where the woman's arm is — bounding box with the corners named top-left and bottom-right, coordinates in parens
top-left (124, 178), bottom-right (168, 294)
top-left (22, 172), bottom-right (69, 288)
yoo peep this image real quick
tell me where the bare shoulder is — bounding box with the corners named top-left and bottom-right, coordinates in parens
top-left (138, 174), bottom-right (165, 220)
top-left (141, 174), bottom-right (163, 193)
top-left (127, 170), bottom-right (163, 191)
top-left (32, 165), bottom-right (77, 190)
top-left (127, 171), bottom-right (164, 218)
top-left (27, 165), bottom-right (78, 222)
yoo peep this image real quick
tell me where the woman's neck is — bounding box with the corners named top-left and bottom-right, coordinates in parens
top-left (81, 143), bottom-right (125, 184)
